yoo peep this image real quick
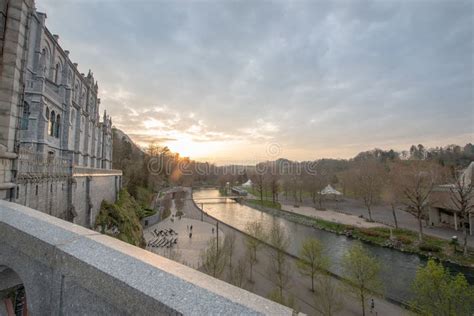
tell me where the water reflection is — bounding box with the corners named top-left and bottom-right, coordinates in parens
top-left (193, 188), bottom-right (473, 304)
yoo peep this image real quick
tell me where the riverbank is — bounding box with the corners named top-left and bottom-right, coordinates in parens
top-left (243, 199), bottom-right (474, 267)
top-left (187, 188), bottom-right (409, 315)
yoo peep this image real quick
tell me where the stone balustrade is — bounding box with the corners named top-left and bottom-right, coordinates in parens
top-left (0, 200), bottom-right (293, 315)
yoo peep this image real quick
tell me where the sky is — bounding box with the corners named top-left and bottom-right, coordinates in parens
top-left (37, 0), bottom-right (473, 164)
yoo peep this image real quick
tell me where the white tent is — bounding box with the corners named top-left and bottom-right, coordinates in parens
top-left (320, 185), bottom-right (342, 196)
top-left (242, 179), bottom-right (253, 187)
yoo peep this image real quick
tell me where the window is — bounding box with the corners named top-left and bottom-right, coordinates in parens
top-left (54, 63), bottom-right (61, 84)
top-left (50, 110), bottom-right (56, 136)
top-left (21, 102), bottom-right (30, 130)
top-left (55, 114), bottom-right (60, 137)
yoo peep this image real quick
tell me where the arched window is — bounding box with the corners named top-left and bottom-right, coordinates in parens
top-left (41, 48), bottom-right (50, 77)
top-left (21, 102), bottom-right (30, 130)
top-left (55, 114), bottom-right (61, 137)
top-left (50, 110), bottom-right (56, 136)
top-left (54, 63), bottom-right (61, 84)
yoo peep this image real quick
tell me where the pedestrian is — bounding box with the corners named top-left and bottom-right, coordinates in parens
top-left (190, 225), bottom-right (193, 231)
top-left (189, 232), bottom-right (192, 238)
top-left (370, 299), bottom-right (375, 314)
top-left (212, 227), bottom-right (214, 234)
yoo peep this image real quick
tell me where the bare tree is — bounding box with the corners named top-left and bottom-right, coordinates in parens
top-left (244, 221), bottom-right (266, 282)
top-left (200, 237), bottom-right (226, 278)
top-left (353, 159), bottom-right (384, 221)
top-left (229, 257), bottom-right (247, 288)
top-left (296, 238), bottom-right (328, 292)
top-left (448, 167), bottom-right (474, 256)
top-left (223, 232), bottom-right (236, 268)
top-left (381, 164), bottom-right (402, 229)
top-left (268, 173), bottom-right (280, 204)
top-left (267, 222), bottom-right (290, 303)
top-left (251, 172), bottom-right (266, 203)
top-left (314, 273), bottom-right (342, 316)
top-left (397, 161), bottom-right (443, 242)
top-left (304, 167), bottom-right (328, 209)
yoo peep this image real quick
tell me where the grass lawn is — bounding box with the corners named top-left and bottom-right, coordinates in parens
top-left (246, 199), bottom-right (282, 210)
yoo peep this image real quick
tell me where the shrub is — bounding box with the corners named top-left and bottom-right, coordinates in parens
top-left (419, 243), bottom-right (442, 253)
top-left (397, 235), bottom-right (413, 245)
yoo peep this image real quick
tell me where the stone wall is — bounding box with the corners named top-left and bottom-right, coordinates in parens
top-left (72, 171), bottom-right (121, 228)
top-left (0, 200), bottom-right (292, 315)
top-left (0, 0), bottom-right (35, 200)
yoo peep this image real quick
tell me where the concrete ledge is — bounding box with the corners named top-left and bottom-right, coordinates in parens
top-left (73, 166), bottom-right (122, 177)
top-left (0, 200), bottom-right (293, 315)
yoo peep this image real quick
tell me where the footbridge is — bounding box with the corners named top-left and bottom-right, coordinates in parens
top-left (0, 200), bottom-right (292, 315)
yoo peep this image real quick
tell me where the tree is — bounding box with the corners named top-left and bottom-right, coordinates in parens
top-left (229, 257), bottom-right (247, 288)
top-left (342, 243), bottom-right (382, 316)
top-left (411, 259), bottom-right (474, 316)
top-left (314, 273), bottom-right (342, 316)
top-left (304, 166), bottom-right (328, 209)
top-left (267, 222), bottom-right (290, 304)
top-left (448, 166), bottom-right (474, 256)
top-left (268, 173), bottom-right (280, 204)
top-left (251, 172), bottom-right (265, 203)
top-left (244, 221), bottom-right (266, 282)
top-left (200, 237), bottom-right (226, 278)
top-left (353, 159), bottom-right (384, 221)
top-left (382, 164), bottom-right (403, 229)
top-left (223, 232), bottom-right (236, 268)
top-left (296, 238), bottom-right (328, 292)
top-left (397, 161), bottom-right (443, 241)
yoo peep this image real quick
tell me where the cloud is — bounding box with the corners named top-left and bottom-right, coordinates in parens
top-left (37, 0), bottom-right (473, 161)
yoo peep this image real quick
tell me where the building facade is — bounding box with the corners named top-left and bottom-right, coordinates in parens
top-left (0, 0), bottom-right (121, 228)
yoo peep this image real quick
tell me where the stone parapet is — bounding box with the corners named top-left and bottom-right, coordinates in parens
top-left (0, 200), bottom-right (292, 315)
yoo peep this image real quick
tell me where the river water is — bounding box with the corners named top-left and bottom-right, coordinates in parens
top-left (193, 188), bottom-right (474, 304)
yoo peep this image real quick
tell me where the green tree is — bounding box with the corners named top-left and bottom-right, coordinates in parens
top-left (342, 244), bottom-right (382, 316)
top-left (296, 238), bottom-right (328, 292)
top-left (411, 259), bottom-right (474, 316)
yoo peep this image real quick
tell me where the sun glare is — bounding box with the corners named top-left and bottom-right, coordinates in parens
top-left (164, 138), bottom-right (221, 159)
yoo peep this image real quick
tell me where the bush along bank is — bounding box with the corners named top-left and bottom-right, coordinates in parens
top-left (242, 199), bottom-right (474, 267)
top-left (95, 190), bottom-right (146, 247)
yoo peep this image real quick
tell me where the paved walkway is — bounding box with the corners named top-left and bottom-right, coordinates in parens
top-left (279, 195), bottom-right (474, 247)
top-left (281, 204), bottom-right (387, 228)
top-left (144, 200), bottom-right (224, 268)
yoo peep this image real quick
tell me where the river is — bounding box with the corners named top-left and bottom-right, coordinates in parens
top-left (193, 188), bottom-right (474, 305)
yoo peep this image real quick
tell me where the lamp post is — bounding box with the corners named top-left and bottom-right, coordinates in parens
top-left (201, 203), bottom-right (204, 221)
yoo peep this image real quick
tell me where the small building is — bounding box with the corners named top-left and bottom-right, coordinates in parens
top-left (429, 162), bottom-right (474, 235)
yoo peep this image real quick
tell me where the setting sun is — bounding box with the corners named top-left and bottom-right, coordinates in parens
top-left (163, 137), bottom-right (223, 160)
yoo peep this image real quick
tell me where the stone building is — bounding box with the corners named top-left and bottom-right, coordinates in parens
top-left (0, 0), bottom-right (121, 228)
